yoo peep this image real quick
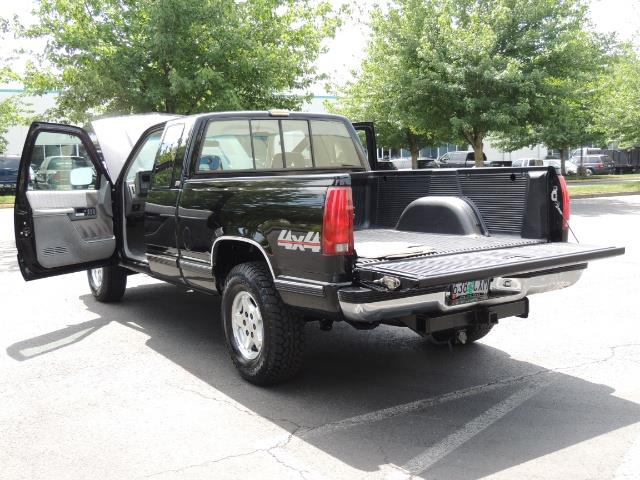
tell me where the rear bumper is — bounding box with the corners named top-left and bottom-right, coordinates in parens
top-left (338, 267), bottom-right (584, 323)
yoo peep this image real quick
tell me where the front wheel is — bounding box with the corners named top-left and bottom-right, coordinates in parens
top-left (222, 262), bottom-right (305, 385)
top-left (87, 266), bottom-right (127, 303)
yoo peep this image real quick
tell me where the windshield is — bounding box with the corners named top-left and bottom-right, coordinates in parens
top-left (0, 157), bottom-right (19, 169)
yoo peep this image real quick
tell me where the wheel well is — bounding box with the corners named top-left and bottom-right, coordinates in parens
top-left (213, 240), bottom-right (272, 290)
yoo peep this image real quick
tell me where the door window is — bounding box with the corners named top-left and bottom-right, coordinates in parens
top-left (125, 130), bottom-right (163, 182)
top-left (30, 131), bottom-right (96, 191)
top-left (152, 124), bottom-right (185, 188)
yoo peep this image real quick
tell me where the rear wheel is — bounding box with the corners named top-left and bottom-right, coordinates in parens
top-left (222, 262), bottom-right (304, 385)
top-left (430, 324), bottom-right (494, 345)
top-left (87, 266), bottom-right (127, 303)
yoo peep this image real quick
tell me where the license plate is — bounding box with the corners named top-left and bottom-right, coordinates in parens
top-left (448, 279), bottom-right (490, 305)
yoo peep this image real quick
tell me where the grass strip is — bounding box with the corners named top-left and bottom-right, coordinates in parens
top-left (0, 195), bottom-right (15, 205)
top-left (568, 181), bottom-right (640, 196)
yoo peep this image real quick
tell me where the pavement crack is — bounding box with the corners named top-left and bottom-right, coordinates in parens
top-left (143, 447), bottom-right (267, 478)
top-left (165, 381), bottom-right (309, 431)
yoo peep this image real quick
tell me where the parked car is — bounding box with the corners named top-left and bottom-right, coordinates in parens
top-left (417, 157), bottom-right (441, 169)
top-left (34, 155), bottom-right (96, 190)
top-left (376, 159), bottom-right (398, 171)
top-left (570, 147), bottom-right (603, 159)
top-left (387, 157), bottom-right (412, 170)
top-left (0, 155), bottom-right (20, 193)
top-left (512, 158), bottom-right (544, 168)
top-left (437, 150), bottom-right (488, 167)
top-left (569, 154), bottom-right (615, 175)
top-left (543, 159), bottom-right (577, 176)
top-left (13, 112), bottom-right (623, 384)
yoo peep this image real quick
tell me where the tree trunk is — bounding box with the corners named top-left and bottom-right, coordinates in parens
top-left (405, 130), bottom-right (420, 170)
top-left (410, 146), bottom-right (419, 170)
top-left (472, 133), bottom-right (484, 168)
top-left (559, 148), bottom-right (567, 176)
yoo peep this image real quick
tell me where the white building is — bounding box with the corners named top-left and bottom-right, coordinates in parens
top-left (1, 89), bottom-right (58, 155)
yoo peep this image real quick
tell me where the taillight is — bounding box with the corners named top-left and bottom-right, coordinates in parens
top-left (558, 175), bottom-right (571, 229)
top-left (322, 186), bottom-right (354, 255)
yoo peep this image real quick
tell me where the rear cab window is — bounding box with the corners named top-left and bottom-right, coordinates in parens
top-left (193, 116), bottom-right (363, 174)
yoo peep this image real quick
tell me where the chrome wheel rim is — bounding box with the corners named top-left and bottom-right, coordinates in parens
top-left (90, 268), bottom-right (103, 288)
top-left (230, 291), bottom-right (264, 361)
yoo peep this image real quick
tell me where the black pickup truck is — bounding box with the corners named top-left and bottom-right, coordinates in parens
top-left (14, 111), bottom-right (624, 384)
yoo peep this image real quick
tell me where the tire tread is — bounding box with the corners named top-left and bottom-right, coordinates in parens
top-left (223, 262), bottom-right (304, 385)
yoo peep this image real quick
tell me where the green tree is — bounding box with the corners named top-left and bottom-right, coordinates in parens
top-left (346, 0), bottom-right (605, 167)
top-left (495, 74), bottom-right (607, 175)
top-left (22, 0), bottom-right (340, 123)
top-left (591, 46), bottom-right (640, 149)
top-left (0, 19), bottom-right (26, 153)
top-left (331, 9), bottom-right (448, 168)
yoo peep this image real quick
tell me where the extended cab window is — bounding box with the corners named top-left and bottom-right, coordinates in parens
top-left (198, 120), bottom-right (254, 172)
top-left (152, 124), bottom-right (185, 188)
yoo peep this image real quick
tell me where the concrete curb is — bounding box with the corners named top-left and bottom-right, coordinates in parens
top-left (0, 204), bottom-right (14, 209)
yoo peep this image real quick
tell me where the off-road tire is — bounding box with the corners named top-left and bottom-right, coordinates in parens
top-left (222, 261), bottom-right (305, 385)
top-left (87, 266), bottom-right (128, 303)
top-left (430, 324), bottom-right (494, 345)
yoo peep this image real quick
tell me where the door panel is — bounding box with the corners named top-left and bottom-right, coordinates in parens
top-left (15, 122), bottom-right (116, 281)
top-left (27, 188), bottom-right (115, 268)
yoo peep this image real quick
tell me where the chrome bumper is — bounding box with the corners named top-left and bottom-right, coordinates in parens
top-left (339, 269), bottom-right (584, 323)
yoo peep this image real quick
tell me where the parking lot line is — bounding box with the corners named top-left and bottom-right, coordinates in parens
top-left (300, 371), bottom-right (550, 440)
top-left (399, 376), bottom-right (553, 475)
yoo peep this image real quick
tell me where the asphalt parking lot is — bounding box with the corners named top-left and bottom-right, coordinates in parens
top-left (1, 196), bottom-right (639, 480)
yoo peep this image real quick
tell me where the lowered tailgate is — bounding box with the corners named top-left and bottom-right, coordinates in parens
top-left (355, 242), bottom-right (624, 289)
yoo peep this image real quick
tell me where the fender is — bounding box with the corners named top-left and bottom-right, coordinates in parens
top-left (210, 235), bottom-right (276, 279)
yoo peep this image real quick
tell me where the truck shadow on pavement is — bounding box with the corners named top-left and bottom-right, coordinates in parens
top-left (7, 282), bottom-right (640, 478)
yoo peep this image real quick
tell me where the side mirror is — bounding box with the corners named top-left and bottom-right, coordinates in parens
top-left (135, 170), bottom-right (152, 197)
top-left (70, 167), bottom-right (94, 187)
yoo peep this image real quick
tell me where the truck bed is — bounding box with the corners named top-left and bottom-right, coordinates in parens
top-left (354, 230), bottom-right (544, 261)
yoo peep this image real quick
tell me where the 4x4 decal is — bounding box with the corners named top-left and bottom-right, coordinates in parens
top-left (277, 230), bottom-right (321, 252)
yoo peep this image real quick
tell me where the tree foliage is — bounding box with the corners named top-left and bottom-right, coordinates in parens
top-left (591, 46), bottom-right (640, 149)
top-left (494, 51), bottom-right (609, 173)
top-left (22, 0), bottom-right (340, 123)
top-left (0, 18), bottom-right (27, 153)
top-left (341, 0), bottom-right (606, 167)
top-left (331, 8), bottom-right (451, 168)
